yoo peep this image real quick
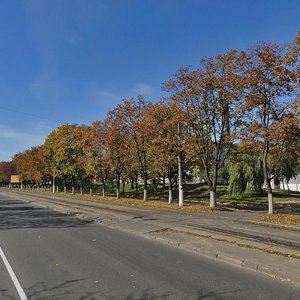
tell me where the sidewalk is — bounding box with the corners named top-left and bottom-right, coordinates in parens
top-left (2, 189), bottom-right (300, 287)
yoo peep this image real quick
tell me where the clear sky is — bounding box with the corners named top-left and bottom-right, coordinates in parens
top-left (0, 0), bottom-right (299, 161)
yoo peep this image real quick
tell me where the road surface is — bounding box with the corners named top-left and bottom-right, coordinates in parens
top-left (0, 192), bottom-right (299, 299)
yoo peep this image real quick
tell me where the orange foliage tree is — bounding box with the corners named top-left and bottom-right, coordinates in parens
top-left (13, 146), bottom-right (51, 187)
top-left (44, 124), bottom-right (84, 194)
top-left (0, 161), bottom-right (16, 184)
top-left (164, 50), bottom-right (246, 207)
top-left (240, 42), bottom-right (299, 214)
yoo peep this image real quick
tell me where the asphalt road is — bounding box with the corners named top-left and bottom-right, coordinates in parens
top-left (0, 192), bottom-right (299, 300)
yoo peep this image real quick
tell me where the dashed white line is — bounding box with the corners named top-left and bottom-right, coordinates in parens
top-left (0, 246), bottom-right (28, 300)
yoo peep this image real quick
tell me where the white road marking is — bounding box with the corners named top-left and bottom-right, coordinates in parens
top-left (0, 246), bottom-right (28, 300)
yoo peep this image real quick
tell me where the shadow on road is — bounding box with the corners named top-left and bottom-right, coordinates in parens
top-left (23, 281), bottom-right (240, 300)
top-left (0, 199), bottom-right (93, 230)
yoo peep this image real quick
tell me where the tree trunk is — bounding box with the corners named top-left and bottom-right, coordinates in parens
top-left (143, 172), bottom-right (148, 201)
top-left (135, 176), bottom-right (139, 194)
top-left (79, 179), bottom-right (83, 195)
top-left (122, 179), bottom-right (126, 194)
top-left (162, 175), bottom-right (166, 189)
top-left (268, 192), bottom-right (273, 214)
top-left (168, 186), bottom-right (173, 204)
top-left (64, 177), bottom-right (67, 193)
top-left (89, 176), bottom-right (93, 196)
top-left (130, 178), bottom-right (134, 190)
top-left (153, 178), bottom-right (157, 193)
top-left (210, 190), bottom-right (216, 208)
top-left (209, 164), bottom-right (218, 208)
top-left (71, 176), bottom-right (75, 195)
top-left (116, 175), bottom-right (120, 199)
top-left (102, 185), bottom-right (105, 197)
top-left (263, 142), bottom-right (273, 214)
top-left (178, 153), bottom-right (184, 207)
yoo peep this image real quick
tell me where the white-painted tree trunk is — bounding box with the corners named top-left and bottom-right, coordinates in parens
top-left (168, 189), bottom-right (173, 204)
top-left (178, 152), bottom-right (184, 207)
top-left (102, 187), bottom-right (105, 197)
top-left (143, 189), bottom-right (147, 201)
top-left (72, 186), bottom-right (75, 195)
top-left (52, 176), bottom-right (55, 193)
top-left (179, 187), bottom-right (183, 207)
top-left (210, 191), bottom-right (216, 208)
top-left (268, 193), bottom-right (273, 214)
top-left (116, 187), bottom-right (120, 199)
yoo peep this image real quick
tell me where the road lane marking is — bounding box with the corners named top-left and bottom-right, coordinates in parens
top-left (0, 246), bottom-right (28, 300)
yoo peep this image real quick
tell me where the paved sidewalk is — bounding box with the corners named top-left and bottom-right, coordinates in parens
top-left (2, 189), bottom-right (300, 287)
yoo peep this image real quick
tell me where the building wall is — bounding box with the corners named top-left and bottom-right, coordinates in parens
top-left (279, 175), bottom-right (300, 192)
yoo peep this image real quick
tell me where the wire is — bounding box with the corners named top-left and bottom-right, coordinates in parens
top-left (0, 106), bottom-right (58, 124)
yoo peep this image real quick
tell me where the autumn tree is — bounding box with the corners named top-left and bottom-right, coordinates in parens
top-left (241, 42), bottom-right (299, 213)
top-left (119, 96), bottom-right (152, 201)
top-left (164, 50), bottom-right (246, 207)
top-left (143, 101), bottom-right (184, 204)
top-left (76, 125), bottom-right (100, 195)
top-left (91, 121), bottom-right (111, 197)
top-left (13, 146), bottom-right (51, 187)
top-left (103, 103), bottom-right (133, 198)
top-left (0, 161), bottom-right (16, 184)
top-left (44, 124), bottom-right (84, 194)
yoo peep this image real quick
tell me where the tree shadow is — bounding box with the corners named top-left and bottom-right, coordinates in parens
top-left (24, 281), bottom-right (241, 300)
top-left (0, 289), bottom-right (16, 300)
top-left (0, 199), bottom-right (93, 230)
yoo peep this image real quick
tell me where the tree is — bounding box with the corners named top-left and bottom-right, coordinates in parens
top-left (142, 101), bottom-right (183, 204)
top-left (241, 42), bottom-right (299, 213)
top-left (44, 124), bottom-right (84, 194)
top-left (119, 96), bottom-right (152, 201)
top-left (103, 103), bottom-right (132, 198)
top-left (228, 150), bottom-right (264, 198)
top-left (92, 121), bottom-right (112, 197)
top-left (76, 125), bottom-right (101, 195)
top-left (164, 50), bottom-right (246, 207)
top-left (0, 161), bottom-right (16, 184)
top-left (13, 146), bottom-right (51, 187)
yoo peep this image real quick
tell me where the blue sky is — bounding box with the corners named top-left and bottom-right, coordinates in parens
top-left (0, 0), bottom-right (299, 161)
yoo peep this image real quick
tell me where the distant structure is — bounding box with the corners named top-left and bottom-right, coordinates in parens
top-left (280, 175), bottom-right (300, 192)
top-left (10, 175), bottom-right (22, 188)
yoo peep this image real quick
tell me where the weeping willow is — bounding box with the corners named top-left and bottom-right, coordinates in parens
top-left (228, 154), bottom-right (263, 199)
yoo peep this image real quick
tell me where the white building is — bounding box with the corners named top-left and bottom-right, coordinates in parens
top-left (280, 175), bottom-right (300, 192)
